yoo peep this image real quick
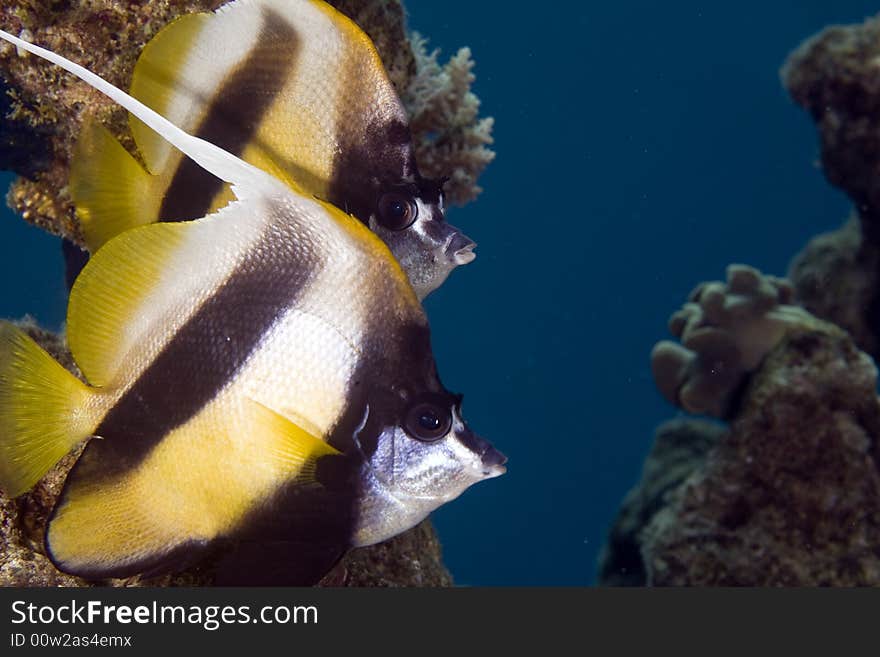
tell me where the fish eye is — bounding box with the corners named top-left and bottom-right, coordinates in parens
top-left (377, 192), bottom-right (418, 230)
top-left (405, 401), bottom-right (452, 442)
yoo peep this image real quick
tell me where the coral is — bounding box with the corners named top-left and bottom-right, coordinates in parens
top-left (644, 325), bottom-right (880, 586)
top-left (0, 322), bottom-right (452, 588)
top-left (606, 322), bottom-right (880, 586)
top-left (328, 0), bottom-right (415, 93)
top-left (596, 418), bottom-right (725, 586)
top-left (0, 0), bottom-right (494, 243)
top-left (780, 17), bottom-right (880, 362)
top-left (402, 35), bottom-right (495, 205)
top-left (651, 264), bottom-right (815, 419)
top-left (329, 1), bottom-right (495, 205)
top-left (788, 215), bottom-right (880, 359)
top-left (599, 14), bottom-right (880, 588)
top-left (782, 15), bottom-right (880, 239)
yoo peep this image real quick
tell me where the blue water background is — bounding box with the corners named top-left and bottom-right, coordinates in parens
top-left (0, 0), bottom-right (876, 585)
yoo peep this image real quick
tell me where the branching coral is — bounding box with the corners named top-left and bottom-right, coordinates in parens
top-left (402, 35), bottom-right (495, 205)
top-left (651, 264), bottom-right (816, 419)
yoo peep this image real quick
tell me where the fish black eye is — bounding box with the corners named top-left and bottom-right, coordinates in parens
top-left (377, 192), bottom-right (418, 230)
top-left (405, 402), bottom-right (451, 442)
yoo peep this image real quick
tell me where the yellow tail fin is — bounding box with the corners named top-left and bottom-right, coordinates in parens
top-left (69, 122), bottom-right (162, 253)
top-left (0, 322), bottom-right (101, 497)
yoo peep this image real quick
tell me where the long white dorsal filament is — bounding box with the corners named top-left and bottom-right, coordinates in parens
top-left (0, 29), bottom-right (276, 198)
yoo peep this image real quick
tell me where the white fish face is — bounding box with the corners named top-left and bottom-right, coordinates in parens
top-left (369, 194), bottom-right (476, 300)
top-left (351, 398), bottom-right (506, 547)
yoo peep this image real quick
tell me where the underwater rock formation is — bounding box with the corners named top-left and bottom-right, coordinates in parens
top-left (596, 418), bottom-right (725, 587)
top-left (651, 264), bottom-right (815, 419)
top-left (788, 216), bottom-right (880, 358)
top-left (0, 0), bottom-right (493, 242)
top-left (782, 15), bottom-right (880, 238)
top-left (647, 325), bottom-right (880, 585)
top-left (782, 15), bottom-right (880, 360)
top-left (0, 320), bottom-right (452, 587)
top-left (600, 14), bottom-right (880, 587)
top-left (604, 321), bottom-right (880, 586)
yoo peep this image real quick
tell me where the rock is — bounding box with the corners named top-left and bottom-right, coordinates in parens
top-left (642, 325), bottom-right (880, 586)
top-left (788, 215), bottom-right (880, 359)
top-left (597, 418), bottom-right (725, 586)
top-left (782, 14), bottom-right (880, 238)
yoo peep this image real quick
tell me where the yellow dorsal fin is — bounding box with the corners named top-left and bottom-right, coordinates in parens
top-left (129, 12), bottom-right (212, 174)
top-left (69, 122), bottom-right (163, 252)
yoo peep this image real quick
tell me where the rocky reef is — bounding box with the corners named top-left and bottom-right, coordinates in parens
top-left (0, 0), bottom-right (486, 587)
top-left (600, 14), bottom-right (880, 586)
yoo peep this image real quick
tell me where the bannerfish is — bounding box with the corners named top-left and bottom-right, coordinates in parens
top-left (0, 30), bottom-right (505, 585)
top-left (68, 0), bottom-right (476, 299)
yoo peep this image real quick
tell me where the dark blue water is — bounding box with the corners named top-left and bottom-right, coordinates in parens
top-left (0, 0), bottom-right (875, 585)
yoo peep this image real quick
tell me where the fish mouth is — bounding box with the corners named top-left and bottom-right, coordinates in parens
top-left (480, 445), bottom-right (508, 478)
top-left (443, 232), bottom-right (477, 265)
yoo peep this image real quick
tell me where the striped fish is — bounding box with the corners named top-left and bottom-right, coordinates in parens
top-left (0, 29), bottom-right (505, 585)
top-left (69, 0), bottom-right (476, 299)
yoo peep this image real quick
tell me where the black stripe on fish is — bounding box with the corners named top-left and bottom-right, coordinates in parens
top-left (209, 318), bottom-right (440, 584)
top-left (158, 7), bottom-right (299, 222)
top-left (57, 204), bottom-right (319, 485)
top-left (213, 470), bottom-right (357, 585)
top-left (327, 104), bottom-right (417, 225)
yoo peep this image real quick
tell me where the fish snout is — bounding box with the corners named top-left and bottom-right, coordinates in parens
top-left (480, 444), bottom-right (507, 477)
top-left (443, 230), bottom-right (477, 265)
top-left (459, 426), bottom-right (506, 477)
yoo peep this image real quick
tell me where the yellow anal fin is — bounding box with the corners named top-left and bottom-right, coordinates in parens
top-left (0, 323), bottom-right (101, 497)
top-left (47, 396), bottom-right (339, 579)
top-left (70, 122), bottom-right (163, 252)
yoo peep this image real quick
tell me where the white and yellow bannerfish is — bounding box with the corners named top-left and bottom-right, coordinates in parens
top-left (0, 28), bottom-right (505, 585)
top-left (69, 0), bottom-right (476, 299)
